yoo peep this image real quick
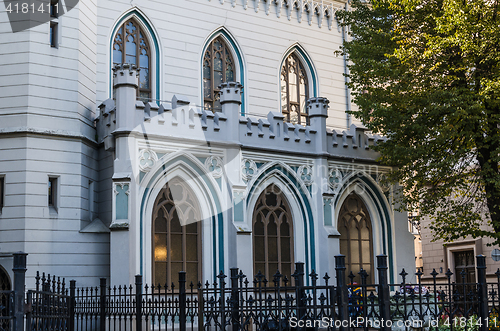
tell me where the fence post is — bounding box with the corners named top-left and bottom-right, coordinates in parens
top-left (12, 252), bottom-right (27, 331)
top-left (335, 255), bottom-right (348, 331)
top-left (230, 268), bottom-right (240, 331)
top-left (99, 278), bottom-right (106, 331)
top-left (377, 255), bottom-right (390, 331)
top-left (293, 262), bottom-right (305, 331)
top-left (69, 280), bottom-right (76, 331)
top-left (476, 255), bottom-right (488, 331)
top-left (179, 271), bottom-right (186, 331)
top-left (135, 275), bottom-right (143, 331)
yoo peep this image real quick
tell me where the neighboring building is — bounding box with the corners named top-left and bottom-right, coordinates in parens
top-left (419, 215), bottom-right (500, 283)
top-left (0, 0), bottom-right (415, 287)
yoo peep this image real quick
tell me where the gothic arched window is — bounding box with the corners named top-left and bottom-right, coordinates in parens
top-left (253, 185), bottom-right (294, 282)
top-left (113, 19), bottom-right (151, 101)
top-left (153, 179), bottom-right (201, 287)
top-left (339, 193), bottom-right (374, 283)
top-left (280, 53), bottom-right (309, 125)
top-left (203, 36), bottom-right (235, 112)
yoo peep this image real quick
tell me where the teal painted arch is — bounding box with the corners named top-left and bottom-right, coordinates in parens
top-left (280, 44), bottom-right (319, 99)
top-left (139, 154), bottom-right (225, 280)
top-left (109, 9), bottom-right (161, 101)
top-left (201, 28), bottom-right (246, 115)
top-left (246, 163), bottom-right (316, 282)
top-left (334, 174), bottom-right (394, 283)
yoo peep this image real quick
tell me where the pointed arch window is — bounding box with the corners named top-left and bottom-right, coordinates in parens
top-left (153, 179), bottom-right (202, 287)
top-left (339, 193), bottom-right (374, 283)
top-left (203, 36), bottom-right (235, 112)
top-left (253, 184), bottom-right (294, 282)
top-left (281, 53), bottom-right (309, 125)
top-left (113, 19), bottom-right (151, 101)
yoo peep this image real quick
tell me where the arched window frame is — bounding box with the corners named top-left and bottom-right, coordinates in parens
top-left (338, 193), bottom-right (375, 283)
top-left (279, 46), bottom-right (318, 126)
top-left (152, 179), bottom-right (202, 287)
top-left (110, 11), bottom-right (160, 102)
top-left (252, 185), bottom-right (295, 282)
top-left (201, 30), bottom-right (245, 115)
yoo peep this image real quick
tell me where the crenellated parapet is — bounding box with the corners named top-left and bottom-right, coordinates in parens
top-left (95, 66), bottom-right (383, 162)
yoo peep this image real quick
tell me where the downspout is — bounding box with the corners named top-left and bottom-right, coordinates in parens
top-left (342, 2), bottom-right (352, 128)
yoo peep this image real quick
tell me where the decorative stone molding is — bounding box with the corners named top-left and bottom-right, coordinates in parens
top-left (212, 0), bottom-right (340, 29)
top-left (205, 156), bottom-right (224, 178)
top-left (323, 196), bottom-right (334, 206)
top-left (138, 149), bottom-right (158, 172)
top-left (297, 165), bottom-right (313, 186)
top-left (328, 167), bottom-right (343, 192)
top-left (241, 159), bottom-right (258, 181)
top-left (377, 173), bottom-right (390, 192)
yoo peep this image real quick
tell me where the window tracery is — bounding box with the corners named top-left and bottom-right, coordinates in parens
top-left (281, 53), bottom-right (309, 125)
top-left (113, 19), bottom-right (151, 101)
top-left (203, 37), bottom-right (235, 112)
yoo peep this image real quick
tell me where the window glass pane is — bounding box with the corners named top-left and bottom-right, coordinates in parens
top-left (214, 52), bottom-right (222, 71)
top-left (186, 222), bottom-right (197, 234)
top-left (139, 68), bottom-right (149, 89)
top-left (203, 61), bottom-right (211, 79)
top-left (267, 217), bottom-right (277, 235)
top-left (280, 221), bottom-right (289, 236)
top-left (186, 235), bottom-right (198, 261)
top-left (171, 211), bottom-right (182, 232)
top-left (155, 262), bottom-right (167, 286)
top-left (254, 216), bottom-right (264, 235)
top-left (255, 263), bottom-right (265, 275)
top-left (186, 262), bottom-right (198, 286)
top-left (254, 236), bottom-right (265, 261)
top-left (113, 48), bottom-right (122, 65)
top-left (267, 236), bottom-right (278, 261)
top-left (171, 234), bottom-right (182, 261)
top-left (269, 263), bottom-right (279, 277)
top-left (204, 80), bottom-right (212, 99)
top-left (171, 262), bottom-right (183, 288)
top-left (214, 70), bottom-right (223, 88)
top-left (154, 234), bottom-right (167, 262)
top-left (280, 237), bottom-right (290, 262)
top-left (140, 52), bottom-right (149, 68)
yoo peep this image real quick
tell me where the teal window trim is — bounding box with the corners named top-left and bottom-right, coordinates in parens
top-left (202, 29), bottom-right (245, 116)
top-left (246, 165), bottom-right (315, 284)
top-left (110, 10), bottom-right (160, 101)
top-left (139, 156), bottom-right (224, 279)
top-left (333, 176), bottom-right (394, 283)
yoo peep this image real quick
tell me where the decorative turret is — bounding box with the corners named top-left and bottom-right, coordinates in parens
top-left (220, 82), bottom-right (243, 142)
top-left (307, 97), bottom-right (330, 153)
top-left (113, 64), bottom-right (139, 130)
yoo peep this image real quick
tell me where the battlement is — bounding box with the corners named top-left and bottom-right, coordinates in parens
top-left (96, 67), bottom-right (383, 162)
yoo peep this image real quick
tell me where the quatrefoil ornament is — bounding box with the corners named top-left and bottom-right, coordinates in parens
top-left (297, 165), bottom-right (313, 186)
top-left (328, 168), bottom-right (343, 191)
top-left (205, 156), bottom-right (224, 179)
top-left (241, 159), bottom-right (258, 181)
top-left (138, 149), bottom-right (158, 172)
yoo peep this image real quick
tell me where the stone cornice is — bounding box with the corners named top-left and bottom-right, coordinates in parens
top-left (0, 127), bottom-right (98, 146)
top-left (210, 0), bottom-right (346, 30)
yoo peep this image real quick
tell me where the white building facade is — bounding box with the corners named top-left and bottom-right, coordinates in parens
top-left (0, 0), bottom-right (415, 287)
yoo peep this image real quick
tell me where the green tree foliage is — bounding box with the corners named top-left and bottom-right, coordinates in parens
top-left (336, 0), bottom-right (500, 243)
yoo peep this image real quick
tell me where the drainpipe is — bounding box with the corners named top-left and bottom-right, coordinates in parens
top-left (342, 2), bottom-right (352, 128)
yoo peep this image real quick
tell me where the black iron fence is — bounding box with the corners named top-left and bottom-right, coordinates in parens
top-left (3, 253), bottom-right (500, 331)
